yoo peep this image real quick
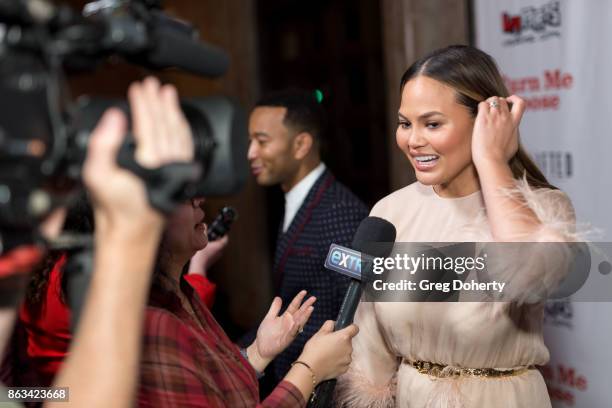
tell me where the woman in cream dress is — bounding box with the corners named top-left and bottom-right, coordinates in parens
top-left (336, 45), bottom-right (575, 408)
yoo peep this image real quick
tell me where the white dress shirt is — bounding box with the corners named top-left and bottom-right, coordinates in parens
top-left (282, 162), bottom-right (326, 232)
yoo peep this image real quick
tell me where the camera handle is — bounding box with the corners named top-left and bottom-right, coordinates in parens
top-left (116, 134), bottom-right (202, 214)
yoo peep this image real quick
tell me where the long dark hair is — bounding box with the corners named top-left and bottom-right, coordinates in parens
top-left (25, 193), bottom-right (94, 316)
top-left (400, 45), bottom-right (555, 190)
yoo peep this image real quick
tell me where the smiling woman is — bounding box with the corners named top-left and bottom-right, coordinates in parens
top-left (396, 76), bottom-right (478, 197)
top-left (335, 45), bottom-right (577, 408)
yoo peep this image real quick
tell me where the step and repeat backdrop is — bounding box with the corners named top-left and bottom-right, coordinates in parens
top-left (474, 0), bottom-right (612, 406)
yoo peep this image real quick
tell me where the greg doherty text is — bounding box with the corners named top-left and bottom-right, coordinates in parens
top-left (372, 279), bottom-right (506, 294)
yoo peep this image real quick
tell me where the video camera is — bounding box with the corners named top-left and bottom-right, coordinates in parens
top-left (0, 0), bottom-right (248, 250)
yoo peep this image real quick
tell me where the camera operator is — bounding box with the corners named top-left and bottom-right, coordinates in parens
top-left (50, 77), bottom-right (192, 407)
top-left (1, 76), bottom-right (193, 407)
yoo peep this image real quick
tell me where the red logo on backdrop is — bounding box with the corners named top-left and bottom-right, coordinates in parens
top-left (502, 13), bottom-right (522, 34)
top-left (501, 1), bottom-right (562, 46)
top-left (502, 68), bottom-right (573, 113)
top-left (502, 68), bottom-right (576, 179)
top-left (541, 363), bottom-right (588, 406)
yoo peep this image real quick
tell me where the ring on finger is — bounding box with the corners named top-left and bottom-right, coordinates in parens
top-left (489, 99), bottom-right (500, 109)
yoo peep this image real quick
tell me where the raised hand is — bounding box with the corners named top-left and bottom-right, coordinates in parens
top-left (83, 77), bottom-right (193, 233)
top-left (248, 290), bottom-right (316, 371)
top-left (471, 95), bottom-right (526, 169)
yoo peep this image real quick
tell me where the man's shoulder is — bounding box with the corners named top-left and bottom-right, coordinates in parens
top-left (299, 176), bottom-right (368, 239)
top-left (318, 175), bottom-right (368, 215)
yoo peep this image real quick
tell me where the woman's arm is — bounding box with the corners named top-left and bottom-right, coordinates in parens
top-left (476, 159), bottom-right (544, 241)
top-left (473, 95), bottom-right (568, 242)
top-left (472, 96), bottom-right (577, 303)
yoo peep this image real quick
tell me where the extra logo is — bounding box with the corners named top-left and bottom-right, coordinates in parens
top-left (501, 1), bottom-right (562, 46)
top-left (324, 244), bottom-right (372, 281)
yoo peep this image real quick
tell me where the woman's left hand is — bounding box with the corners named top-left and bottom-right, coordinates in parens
top-left (471, 95), bottom-right (526, 168)
top-left (188, 235), bottom-right (229, 277)
top-left (252, 291), bottom-right (316, 364)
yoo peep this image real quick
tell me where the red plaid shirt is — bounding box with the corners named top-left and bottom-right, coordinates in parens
top-left (137, 279), bottom-right (305, 408)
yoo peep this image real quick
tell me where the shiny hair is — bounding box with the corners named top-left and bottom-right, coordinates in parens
top-left (400, 45), bottom-right (555, 190)
top-left (255, 88), bottom-right (327, 147)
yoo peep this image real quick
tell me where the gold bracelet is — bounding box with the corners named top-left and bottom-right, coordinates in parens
top-left (291, 360), bottom-right (317, 388)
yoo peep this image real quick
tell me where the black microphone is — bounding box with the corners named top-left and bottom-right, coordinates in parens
top-left (144, 27), bottom-right (229, 77)
top-left (308, 216), bottom-right (396, 408)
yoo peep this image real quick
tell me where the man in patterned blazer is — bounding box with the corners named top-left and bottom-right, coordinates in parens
top-left (246, 89), bottom-right (368, 384)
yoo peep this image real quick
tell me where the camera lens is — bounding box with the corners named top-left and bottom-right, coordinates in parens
top-left (70, 95), bottom-right (247, 197)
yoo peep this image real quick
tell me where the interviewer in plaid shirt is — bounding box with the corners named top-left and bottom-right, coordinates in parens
top-left (134, 78), bottom-right (359, 408)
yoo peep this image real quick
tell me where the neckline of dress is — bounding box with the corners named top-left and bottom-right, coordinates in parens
top-left (417, 182), bottom-right (482, 202)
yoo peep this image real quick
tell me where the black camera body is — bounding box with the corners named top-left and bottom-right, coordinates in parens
top-left (0, 0), bottom-right (248, 246)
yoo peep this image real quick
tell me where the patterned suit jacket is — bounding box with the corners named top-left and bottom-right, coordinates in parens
top-left (271, 169), bottom-right (368, 381)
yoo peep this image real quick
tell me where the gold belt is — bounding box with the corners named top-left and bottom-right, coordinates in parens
top-left (403, 359), bottom-right (535, 378)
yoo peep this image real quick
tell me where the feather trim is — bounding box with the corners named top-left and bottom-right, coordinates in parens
top-left (335, 368), bottom-right (396, 408)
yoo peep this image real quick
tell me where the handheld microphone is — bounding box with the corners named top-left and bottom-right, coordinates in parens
top-left (207, 206), bottom-right (237, 241)
top-left (308, 216), bottom-right (396, 407)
